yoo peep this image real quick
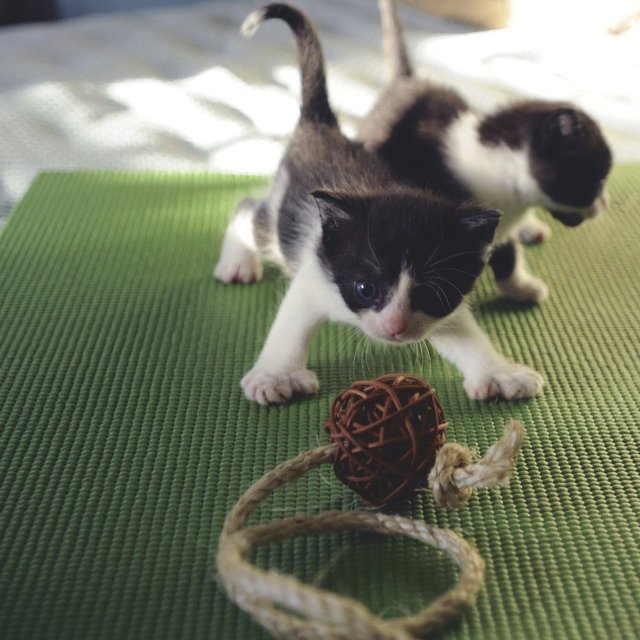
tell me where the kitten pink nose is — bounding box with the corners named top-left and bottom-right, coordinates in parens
top-left (382, 316), bottom-right (408, 338)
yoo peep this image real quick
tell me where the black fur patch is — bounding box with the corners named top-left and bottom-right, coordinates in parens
top-left (481, 101), bottom-right (612, 209)
top-left (548, 210), bottom-right (585, 227)
top-left (373, 81), bottom-right (472, 201)
top-left (489, 241), bottom-right (516, 281)
top-left (479, 102), bottom-right (544, 148)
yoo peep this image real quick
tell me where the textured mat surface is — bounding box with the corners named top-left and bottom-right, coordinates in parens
top-left (0, 169), bottom-right (638, 640)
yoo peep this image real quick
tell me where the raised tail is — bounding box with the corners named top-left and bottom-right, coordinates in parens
top-left (379, 0), bottom-right (413, 79)
top-left (242, 4), bottom-right (337, 127)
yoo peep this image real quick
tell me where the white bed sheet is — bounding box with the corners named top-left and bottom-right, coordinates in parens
top-left (1, 0), bottom-right (639, 220)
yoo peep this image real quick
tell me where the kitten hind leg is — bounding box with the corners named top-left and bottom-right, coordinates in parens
top-left (214, 197), bottom-right (264, 284)
top-left (516, 209), bottom-right (552, 245)
top-left (490, 239), bottom-right (549, 303)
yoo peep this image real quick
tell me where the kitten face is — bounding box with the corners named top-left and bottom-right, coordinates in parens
top-left (530, 108), bottom-right (612, 226)
top-left (314, 190), bottom-right (500, 343)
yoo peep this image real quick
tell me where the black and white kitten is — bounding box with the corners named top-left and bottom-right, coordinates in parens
top-left (359, 0), bottom-right (613, 304)
top-left (215, 3), bottom-right (543, 405)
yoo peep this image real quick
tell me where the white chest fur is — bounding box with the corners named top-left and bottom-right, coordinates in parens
top-left (443, 112), bottom-right (546, 241)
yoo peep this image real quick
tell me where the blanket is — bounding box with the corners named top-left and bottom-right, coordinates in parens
top-left (1, 0), bottom-right (639, 220)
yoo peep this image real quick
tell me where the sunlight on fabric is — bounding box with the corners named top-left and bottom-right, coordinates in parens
top-left (105, 70), bottom-right (294, 172)
top-left (508, 0), bottom-right (639, 32)
top-left (410, 23), bottom-right (640, 158)
top-left (209, 137), bottom-right (284, 174)
top-left (106, 78), bottom-right (245, 148)
top-left (180, 66), bottom-right (299, 137)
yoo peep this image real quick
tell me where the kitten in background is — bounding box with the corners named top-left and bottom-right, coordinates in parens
top-left (360, 0), bottom-right (612, 304)
top-left (215, 3), bottom-right (543, 405)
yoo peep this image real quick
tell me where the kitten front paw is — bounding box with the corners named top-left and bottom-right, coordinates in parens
top-left (464, 363), bottom-right (544, 401)
top-left (497, 275), bottom-right (549, 304)
top-left (241, 368), bottom-right (319, 405)
top-left (214, 249), bottom-right (263, 284)
top-left (517, 216), bottom-right (552, 244)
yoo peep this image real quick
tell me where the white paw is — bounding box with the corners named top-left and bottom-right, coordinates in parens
top-left (241, 368), bottom-right (319, 405)
top-left (214, 199), bottom-right (263, 284)
top-left (517, 217), bottom-right (552, 244)
top-left (214, 250), bottom-right (263, 284)
top-left (498, 275), bottom-right (549, 304)
top-left (464, 363), bottom-right (544, 401)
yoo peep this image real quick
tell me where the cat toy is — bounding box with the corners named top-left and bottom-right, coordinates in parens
top-left (217, 374), bottom-right (524, 639)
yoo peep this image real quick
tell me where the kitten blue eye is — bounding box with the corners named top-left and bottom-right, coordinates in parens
top-left (354, 280), bottom-right (378, 302)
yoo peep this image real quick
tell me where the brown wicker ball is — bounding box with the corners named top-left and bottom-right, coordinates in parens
top-left (325, 374), bottom-right (448, 507)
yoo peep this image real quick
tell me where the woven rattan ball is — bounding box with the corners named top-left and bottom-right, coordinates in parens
top-left (325, 374), bottom-right (448, 507)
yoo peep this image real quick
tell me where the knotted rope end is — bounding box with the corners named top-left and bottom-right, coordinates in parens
top-left (427, 421), bottom-right (525, 508)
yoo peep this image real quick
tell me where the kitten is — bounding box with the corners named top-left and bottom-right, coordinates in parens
top-left (360, 0), bottom-right (613, 304)
top-left (215, 3), bottom-right (543, 405)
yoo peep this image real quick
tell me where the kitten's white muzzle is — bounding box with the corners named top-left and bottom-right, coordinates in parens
top-left (360, 310), bottom-right (434, 344)
top-left (380, 312), bottom-right (408, 340)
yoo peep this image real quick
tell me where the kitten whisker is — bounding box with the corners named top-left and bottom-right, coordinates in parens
top-left (354, 333), bottom-right (364, 375)
top-left (421, 224), bottom-right (445, 270)
top-left (425, 249), bottom-right (479, 270)
top-left (366, 214), bottom-right (383, 270)
top-left (430, 275), bottom-right (466, 300)
top-left (423, 266), bottom-right (479, 279)
top-left (424, 282), bottom-right (447, 311)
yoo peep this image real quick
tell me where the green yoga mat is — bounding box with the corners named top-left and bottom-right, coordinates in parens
top-left (0, 169), bottom-right (638, 639)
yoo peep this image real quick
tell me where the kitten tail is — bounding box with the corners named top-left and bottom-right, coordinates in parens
top-left (240, 8), bottom-right (267, 38)
top-left (240, 3), bottom-right (337, 127)
top-left (379, 0), bottom-right (413, 79)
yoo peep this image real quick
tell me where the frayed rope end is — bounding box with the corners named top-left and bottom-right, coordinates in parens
top-left (428, 421), bottom-right (525, 508)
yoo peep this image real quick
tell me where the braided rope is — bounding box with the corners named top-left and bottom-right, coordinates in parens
top-left (217, 421), bottom-right (524, 639)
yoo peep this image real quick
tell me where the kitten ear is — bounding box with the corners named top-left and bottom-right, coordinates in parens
top-left (450, 206), bottom-right (501, 246)
top-left (312, 190), bottom-right (360, 228)
top-left (541, 108), bottom-right (584, 145)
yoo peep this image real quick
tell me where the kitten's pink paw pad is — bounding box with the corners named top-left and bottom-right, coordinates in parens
top-left (465, 364), bottom-right (544, 401)
top-left (498, 276), bottom-right (549, 304)
top-left (241, 368), bottom-right (319, 405)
